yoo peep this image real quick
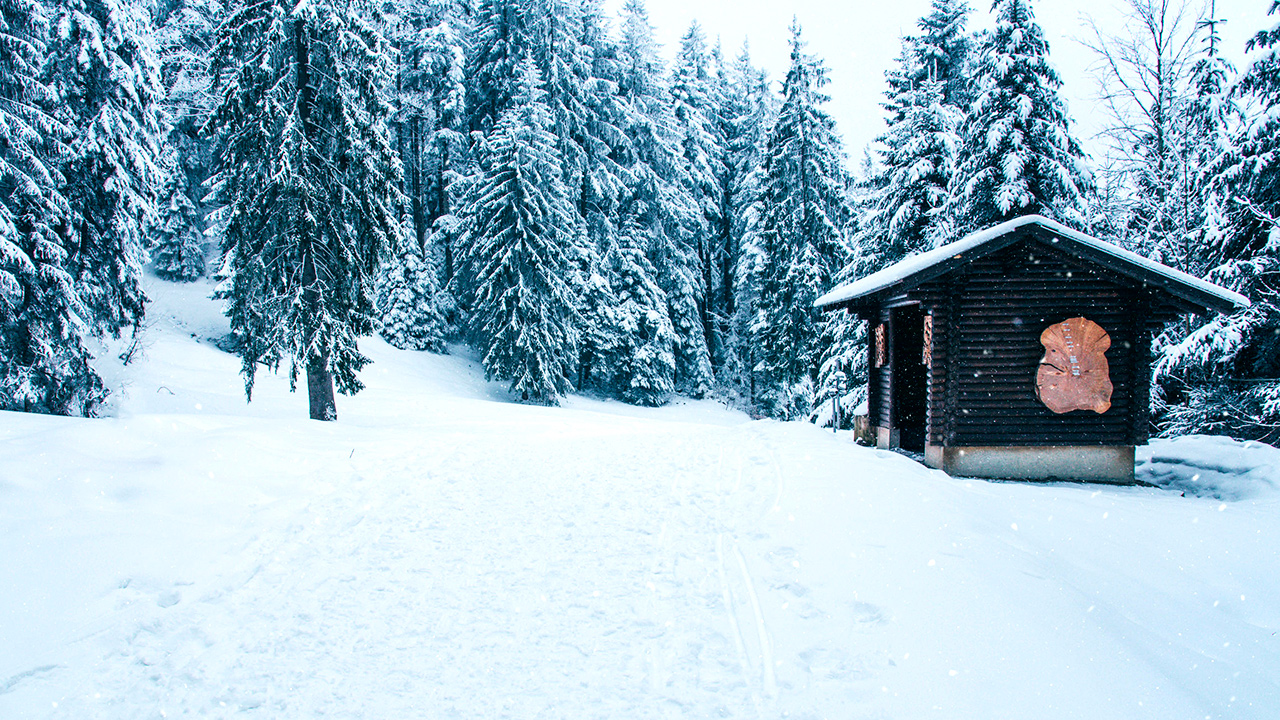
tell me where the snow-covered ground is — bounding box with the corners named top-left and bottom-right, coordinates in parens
top-left (2, 276), bottom-right (1278, 719)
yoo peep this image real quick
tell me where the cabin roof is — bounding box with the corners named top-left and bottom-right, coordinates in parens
top-left (815, 215), bottom-right (1250, 315)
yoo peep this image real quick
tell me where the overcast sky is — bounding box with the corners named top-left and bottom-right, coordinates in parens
top-left (601, 0), bottom-right (1274, 170)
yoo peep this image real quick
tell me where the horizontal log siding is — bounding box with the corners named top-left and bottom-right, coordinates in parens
top-left (912, 239), bottom-right (1150, 448)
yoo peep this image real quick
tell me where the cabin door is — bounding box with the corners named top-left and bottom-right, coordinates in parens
top-left (891, 305), bottom-right (928, 451)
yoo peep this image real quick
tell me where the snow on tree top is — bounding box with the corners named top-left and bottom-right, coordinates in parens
top-left (816, 214), bottom-right (1250, 314)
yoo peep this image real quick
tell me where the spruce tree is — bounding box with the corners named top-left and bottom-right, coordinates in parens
top-left (0, 0), bottom-right (105, 415)
top-left (46, 0), bottom-right (164, 337)
top-left (604, 216), bottom-right (676, 405)
top-left (864, 57), bottom-right (961, 266)
top-left (665, 21), bottom-right (719, 396)
top-left (154, 0), bottom-right (223, 265)
top-left (458, 57), bottom-right (581, 404)
top-left (152, 154), bottom-right (206, 281)
top-left (748, 21), bottom-right (852, 419)
top-left (720, 43), bottom-right (774, 398)
top-left (611, 0), bottom-right (698, 401)
top-left (207, 0), bottom-right (402, 420)
top-left (951, 0), bottom-right (1091, 236)
top-left (386, 0), bottom-right (468, 275)
top-left (1154, 1), bottom-right (1280, 442)
top-left (713, 42), bottom-right (773, 386)
top-left (914, 0), bottom-right (974, 109)
top-left (375, 239), bottom-right (448, 353)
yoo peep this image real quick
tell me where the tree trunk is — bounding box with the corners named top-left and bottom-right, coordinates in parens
top-left (294, 18), bottom-right (336, 423)
top-left (308, 352), bottom-right (337, 421)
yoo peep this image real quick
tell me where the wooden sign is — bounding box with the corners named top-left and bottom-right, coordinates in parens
top-left (922, 314), bottom-right (933, 365)
top-left (875, 323), bottom-right (886, 368)
top-left (1036, 317), bottom-right (1113, 414)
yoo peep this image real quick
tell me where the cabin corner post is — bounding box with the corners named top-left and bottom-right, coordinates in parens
top-left (1129, 309), bottom-right (1154, 446)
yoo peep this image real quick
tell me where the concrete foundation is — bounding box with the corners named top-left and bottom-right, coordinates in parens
top-left (875, 426), bottom-right (900, 450)
top-left (923, 444), bottom-right (1135, 483)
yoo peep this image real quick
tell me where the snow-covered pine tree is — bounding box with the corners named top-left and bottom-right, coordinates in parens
top-left (385, 0), bottom-right (468, 273)
top-left (152, 152), bottom-right (206, 281)
top-left (207, 0), bottom-right (402, 421)
top-left (375, 239), bottom-right (448, 353)
top-left (748, 21), bottom-right (852, 419)
top-left (716, 42), bottom-right (774, 390)
top-left (914, 0), bottom-right (974, 110)
top-left (154, 0), bottom-right (223, 271)
top-left (458, 57), bottom-right (581, 404)
top-left (1148, 4), bottom-right (1240, 414)
top-left (1154, 1), bottom-right (1239, 271)
top-left (814, 157), bottom-right (881, 429)
top-left (609, 0), bottom-right (698, 402)
top-left (603, 215), bottom-right (676, 405)
top-left (46, 0), bottom-right (164, 337)
top-left (468, 0), bottom-right (631, 395)
top-left (950, 0), bottom-right (1092, 237)
top-left (557, 0), bottom-right (631, 394)
top-left (664, 21), bottom-right (720, 396)
top-left (813, 5), bottom-right (972, 428)
top-left (863, 55), bottom-right (961, 269)
top-left (1153, 1), bottom-right (1280, 442)
top-left (0, 0), bottom-right (105, 416)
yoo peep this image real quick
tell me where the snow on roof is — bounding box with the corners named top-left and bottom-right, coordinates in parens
top-left (815, 215), bottom-right (1250, 312)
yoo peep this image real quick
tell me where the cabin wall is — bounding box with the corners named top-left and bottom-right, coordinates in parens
top-left (914, 239), bottom-right (1155, 448)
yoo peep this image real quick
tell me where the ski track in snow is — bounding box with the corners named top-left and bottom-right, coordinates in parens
top-left (9, 416), bottom-right (872, 718)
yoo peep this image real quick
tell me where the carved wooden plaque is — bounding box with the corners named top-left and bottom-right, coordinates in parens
top-left (1036, 317), bottom-right (1113, 414)
top-left (922, 314), bottom-right (933, 365)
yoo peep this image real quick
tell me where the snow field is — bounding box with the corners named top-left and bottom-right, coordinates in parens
top-left (1, 276), bottom-right (1278, 718)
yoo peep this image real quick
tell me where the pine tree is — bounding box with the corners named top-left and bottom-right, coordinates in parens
top-left (386, 0), bottom-right (468, 276)
top-left (610, 0), bottom-right (698, 402)
top-left (951, 0), bottom-right (1091, 236)
top-left (604, 216), bottom-right (676, 405)
top-left (1153, 1), bottom-right (1280, 442)
top-left (748, 21), bottom-right (852, 419)
top-left (458, 57), bottom-right (581, 404)
top-left (152, 153), bottom-right (206, 281)
top-left (1161, 2), bottom-right (1238, 270)
top-left (864, 54), bottom-right (961, 266)
top-left (468, 0), bottom-right (632, 395)
top-left (0, 0), bottom-right (105, 415)
top-left (814, 157), bottom-right (881, 428)
top-left (665, 21), bottom-right (720, 395)
top-left (717, 42), bottom-right (774, 389)
top-left (207, 0), bottom-right (402, 420)
top-left (914, 0), bottom-right (974, 109)
top-left (375, 239), bottom-right (448, 353)
top-left (154, 0), bottom-right (223, 262)
top-left (46, 0), bottom-right (164, 337)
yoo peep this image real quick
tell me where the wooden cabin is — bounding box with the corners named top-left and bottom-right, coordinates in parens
top-left (816, 215), bottom-right (1249, 482)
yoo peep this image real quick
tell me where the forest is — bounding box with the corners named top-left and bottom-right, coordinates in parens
top-left (2, 0), bottom-right (1279, 441)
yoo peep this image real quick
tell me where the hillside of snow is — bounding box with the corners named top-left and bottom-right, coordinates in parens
top-left (2, 275), bottom-right (1278, 719)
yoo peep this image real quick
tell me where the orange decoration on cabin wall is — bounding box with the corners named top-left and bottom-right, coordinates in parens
top-left (1035, 317), bottom-right (1113, 414)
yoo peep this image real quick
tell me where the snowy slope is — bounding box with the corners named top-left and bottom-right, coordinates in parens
top-left (1, 275), bottom-right (1278, 719)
